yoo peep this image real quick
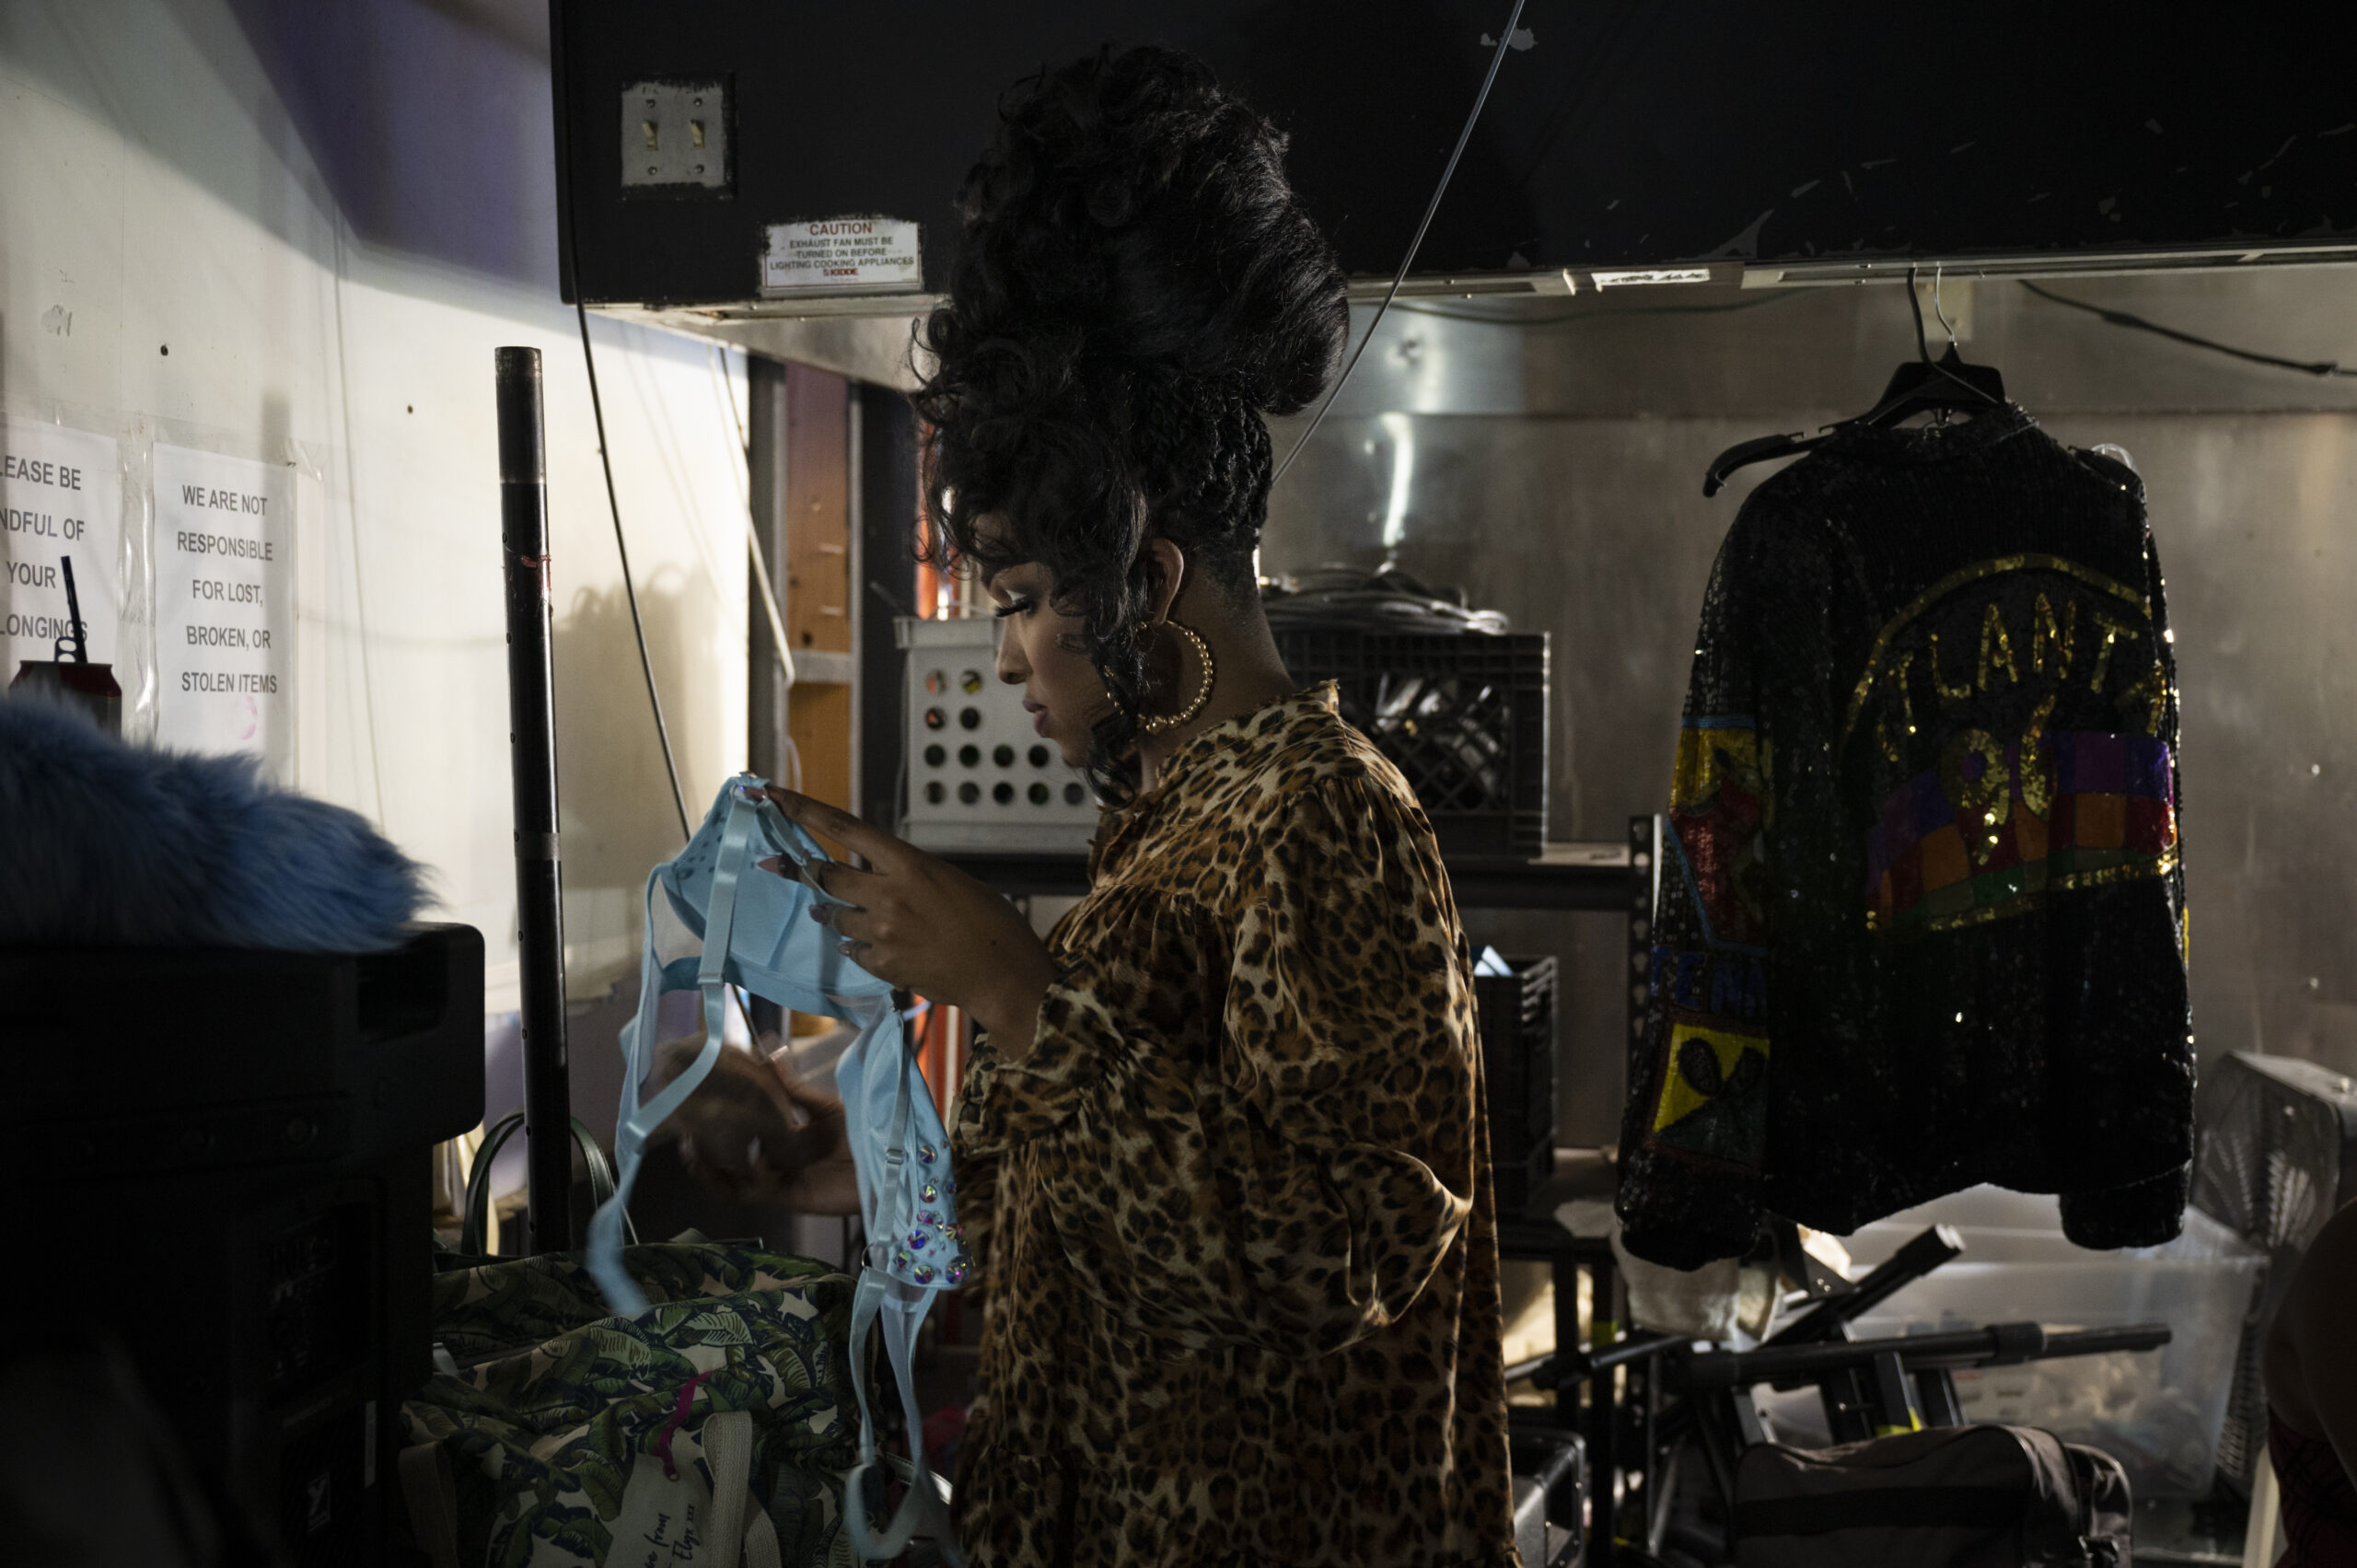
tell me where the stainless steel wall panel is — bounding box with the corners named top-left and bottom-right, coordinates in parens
top-left (1264, 270), bottom-right (2357, 1144)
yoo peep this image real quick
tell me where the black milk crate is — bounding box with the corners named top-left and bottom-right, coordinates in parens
top-left (1275, 629), bottom-right (1549, 857)
top-left (1477, 955), bottom-right (1559, 1215)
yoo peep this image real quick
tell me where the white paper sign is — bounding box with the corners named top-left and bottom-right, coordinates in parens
top-left (1, 417), bottom-right (121, 683)
top-left (155, 444), bottom-right (292, 766)
top-left (761, 216), bottom-right (922, 295)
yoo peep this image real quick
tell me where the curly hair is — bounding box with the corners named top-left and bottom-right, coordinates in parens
top-left (911, 45), bottom-right (1349, 800)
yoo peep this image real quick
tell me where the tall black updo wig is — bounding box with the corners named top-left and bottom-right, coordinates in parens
top-left (911, 45), bottom-right (1350, 800)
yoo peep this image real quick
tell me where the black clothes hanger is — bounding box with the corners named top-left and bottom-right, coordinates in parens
top-left (1702, 266), bottom-right (2007, 496)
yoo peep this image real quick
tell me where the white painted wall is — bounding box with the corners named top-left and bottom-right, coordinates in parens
top-left (1, 0), bottom-right (750, 1011)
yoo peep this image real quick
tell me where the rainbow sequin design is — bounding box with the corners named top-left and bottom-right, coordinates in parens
top-left (1865, 728), bottom-right (2177, 935)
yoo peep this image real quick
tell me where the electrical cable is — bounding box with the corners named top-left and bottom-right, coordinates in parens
top-left (575, 299), bottom-right (693, 842)
top-left (709, 346), bottom-right (808, 795)
top-left (1271, 0), bottom-right (1528, 487)
top-left (2021, 280), bottom-right (2357, 378)
top-left (557, 164), bottom-right (710, 1236)
top-left (710, 345), bottom-right (799, 688)
top-left (577, 331), bottom-right (772, 1232)
top-left (327, 210), bottom-right (391, 825)
top-left (721, 354), bottom-right (807, 791)
top-left (700, 352), bottom-right (798, 1047)
top-left (706, 354), bottom-right (811, 1039)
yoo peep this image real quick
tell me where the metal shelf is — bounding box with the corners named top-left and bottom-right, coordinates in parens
top-left (938, 840), bottom-right (1632, 911)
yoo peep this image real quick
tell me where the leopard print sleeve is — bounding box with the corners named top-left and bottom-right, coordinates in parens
top-left (956, 772), bottom-right (1478, 1357)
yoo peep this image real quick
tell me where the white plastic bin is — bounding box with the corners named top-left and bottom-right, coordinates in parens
top-left (1838, 1186), bottom-right (2263, 1498)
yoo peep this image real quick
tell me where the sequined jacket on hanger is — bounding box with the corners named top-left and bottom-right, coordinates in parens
top-left (948, 685), bottom-right (1516, 1568)
top-left (1616, 405), bottom-right (2195, 1270)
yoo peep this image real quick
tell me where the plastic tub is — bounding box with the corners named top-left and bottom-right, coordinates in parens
top-left (1837, 1186), bottom-right (2263, 1498)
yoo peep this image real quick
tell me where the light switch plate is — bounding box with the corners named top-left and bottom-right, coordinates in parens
top-left (619, 79), bottom-right (731, 196)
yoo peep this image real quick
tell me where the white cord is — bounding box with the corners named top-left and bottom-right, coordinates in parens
top-left (711, 346), bottom-right (797, 689)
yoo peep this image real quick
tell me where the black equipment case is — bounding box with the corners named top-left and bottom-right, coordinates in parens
top-left (1735, 1424), bottom-right (2131, 1568)
top-left (0, 923), bottom-right (484, 1566)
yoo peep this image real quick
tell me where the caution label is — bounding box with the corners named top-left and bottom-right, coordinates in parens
top-left (761, 216), bottom-right (923, 296)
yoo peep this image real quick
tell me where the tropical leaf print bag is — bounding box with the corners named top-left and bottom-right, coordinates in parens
top-left (396, 1244), bottom-right (861, 1568)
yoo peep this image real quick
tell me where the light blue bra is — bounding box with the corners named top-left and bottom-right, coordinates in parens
top-left (589, 775), bottom-right (969, 1563)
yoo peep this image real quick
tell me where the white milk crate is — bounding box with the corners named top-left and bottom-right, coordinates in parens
top-left (896, 616), bottom-right (1098, 853)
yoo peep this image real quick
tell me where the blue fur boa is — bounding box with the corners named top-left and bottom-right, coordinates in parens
top-left (0, 695), bottom-right (428, 951)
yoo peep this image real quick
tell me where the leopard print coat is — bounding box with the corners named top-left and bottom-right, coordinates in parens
top-left (949, 685), bottom-right (1517, 1567)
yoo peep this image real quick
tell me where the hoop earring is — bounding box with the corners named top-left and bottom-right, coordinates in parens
top-left (1137, 620), bottom-right (1216, 736)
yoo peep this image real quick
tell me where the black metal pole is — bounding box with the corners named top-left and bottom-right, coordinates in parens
top-left (1763, 1225), bottom-right (1967, 1347)
top-left (1683, 1321), bottom-right (2172, 1389)
top-left (495, 346), bottom-right (573, 1254)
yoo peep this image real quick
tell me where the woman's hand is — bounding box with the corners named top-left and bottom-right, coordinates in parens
top-left (652, 1038), bottom-right (862, 1214)
top-left (761, 788), bottom-right (1054, 1057)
